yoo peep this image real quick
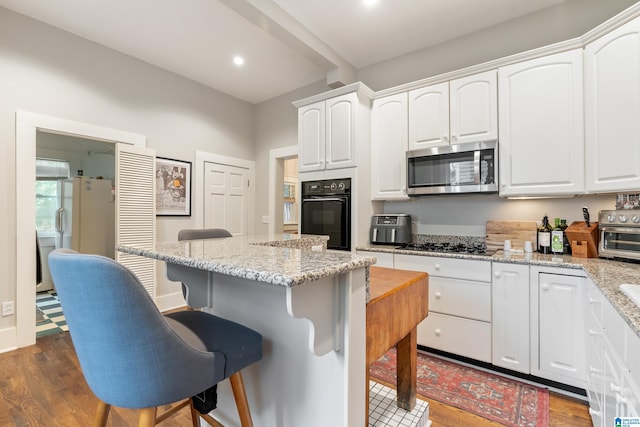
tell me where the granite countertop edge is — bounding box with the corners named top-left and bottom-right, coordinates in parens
top-left (357, 245), bottom-right (640, 337)
top-left (118, 241), bottom-right (376, 288)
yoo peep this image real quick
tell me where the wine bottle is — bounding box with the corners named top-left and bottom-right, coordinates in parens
top-left (537, 215), bottom-right (552, 254)
top-left (560, 219), bottom-right (571, 254)
top-left (551, 217), bottom-right (564, 254)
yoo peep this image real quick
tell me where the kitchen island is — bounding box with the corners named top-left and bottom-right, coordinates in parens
top-left (118, 234), bottom-right (375, 427)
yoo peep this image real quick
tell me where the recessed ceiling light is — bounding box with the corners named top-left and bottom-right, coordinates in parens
top-left (363, 0), bottom-right (378, 6)
top-left (233, 56), bottom-right (245, 66)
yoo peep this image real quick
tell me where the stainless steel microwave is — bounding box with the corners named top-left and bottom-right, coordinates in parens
top-left (407, 140), bottom-right (498, 195)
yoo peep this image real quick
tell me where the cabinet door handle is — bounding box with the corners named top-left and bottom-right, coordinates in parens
top-left (435, 329), bottom-right (441, 337)
top-left (443, 136), bottom-right (449, 143)
top-left (494, 271), bottom-right (501, 278)
top-left (589, 366), bottom-right (602, 374)
top-left (588, 408), bottom-right (601, 417)
top-left (610, 383), bottom-right (621, 393)
top-left (588, 297), bottom-right (599, 304)
top-left (435, 292), bottom-right (442, 299)
top-left (434, 264), bottom-right (440, 271)
top-left (541, 284), bottom-right (550, 291)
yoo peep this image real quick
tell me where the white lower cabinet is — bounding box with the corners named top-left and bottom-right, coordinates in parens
top-left (492, 262), bottom-right (530, 373)
top-left (586, 279), bottom-right (640, 426)
top-left (358, 250), bottom-right (394, 268)
top-left (395, 254), bottom-right (492, 362)
top-left (532, 267), bottom-right (586, 388)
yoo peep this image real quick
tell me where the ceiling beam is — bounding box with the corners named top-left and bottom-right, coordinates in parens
top-left (219, 0), bottom-right (356, 88)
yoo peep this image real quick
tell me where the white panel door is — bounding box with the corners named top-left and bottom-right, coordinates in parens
top-left (204, 161), bottom-right (249, 235)
top-left (450, 70), bottom-right (498, 145)
top-left (585, 16), bottom-right (640, 193)
top-left (371, 93), bottom-right (408, 200)
top-left (498, 49), bottom-right (584, 197)
top-left (409, 82), bottom-right (449, 149)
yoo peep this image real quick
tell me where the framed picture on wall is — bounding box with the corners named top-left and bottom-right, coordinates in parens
top-left (155, 157), bottom-right (191, 216)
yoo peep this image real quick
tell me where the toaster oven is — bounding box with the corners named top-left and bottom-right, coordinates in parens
top-left (599, 210), bottom-right (640, 261)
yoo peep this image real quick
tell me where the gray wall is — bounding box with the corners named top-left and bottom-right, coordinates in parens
top-left (0, 6), bottom-right (254, 327)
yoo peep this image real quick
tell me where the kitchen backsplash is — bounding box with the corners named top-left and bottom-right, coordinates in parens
top-left (384, 193), bottom-right (617, 237)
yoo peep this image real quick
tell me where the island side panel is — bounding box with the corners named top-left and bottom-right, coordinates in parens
top-left (191, 268), bottom-right (366, 427)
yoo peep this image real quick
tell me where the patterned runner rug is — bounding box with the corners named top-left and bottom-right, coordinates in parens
top-left (370, 348), bottom-right (549, 427)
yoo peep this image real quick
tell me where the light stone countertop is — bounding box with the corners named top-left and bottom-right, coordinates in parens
top-left (118, 234), bottom-right (375, 288)
top-left (357, 245), bottom-right (640, 337)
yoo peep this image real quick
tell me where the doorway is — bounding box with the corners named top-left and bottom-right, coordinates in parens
top-left (14, 110), bottom-right (149, 350)
top-left (268, 145), bottom-right (299, 236)
top-left (35, 132), bottom-right (115, 338)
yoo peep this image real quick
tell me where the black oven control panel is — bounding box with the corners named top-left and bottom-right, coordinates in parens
top-left (302, 178), bottom-right (351, 196)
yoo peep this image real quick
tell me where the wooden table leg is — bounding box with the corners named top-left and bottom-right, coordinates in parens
top-left (396, 327), bottom-right (417, 411)
top-left (365, 365), bottom-right (370, 427)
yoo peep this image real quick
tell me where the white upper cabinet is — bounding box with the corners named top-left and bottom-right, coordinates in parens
top-left (298, 92), bottom-right (358, 172)
top-left (371, 93), bottom-right (409, 200)
top-left (298, 102), bottom-right (325, 172)
top-left (585, 16), bottom-right (640, 193)
top-left (498, 49), bottom-right (585, 197)
top-left (408, 82), bottom-right (449, 150)
top-left (450, 70), bottom-right (498, 145)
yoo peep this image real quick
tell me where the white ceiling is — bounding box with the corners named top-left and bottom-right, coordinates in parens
top-left (0, 0), bottom-right (566, 104)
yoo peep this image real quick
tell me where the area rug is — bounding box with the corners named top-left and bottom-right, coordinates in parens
top-left (370, 348), bottom-right (549, 427)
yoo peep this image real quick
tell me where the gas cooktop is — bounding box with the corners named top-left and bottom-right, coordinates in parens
top-left (396, 242), bottom-right (488, 255)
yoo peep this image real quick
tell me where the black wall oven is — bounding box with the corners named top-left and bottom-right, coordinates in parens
top-left (301, 178), bottom-right (351, 251)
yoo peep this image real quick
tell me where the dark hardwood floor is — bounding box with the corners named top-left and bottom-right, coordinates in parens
top-left (0, 332), bottom-right (592, 426)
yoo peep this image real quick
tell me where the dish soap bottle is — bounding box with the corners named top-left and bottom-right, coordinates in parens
top-left (551, 217), bottom-right (564, 254)
top-left (537, 215), bottom-right (552, 254)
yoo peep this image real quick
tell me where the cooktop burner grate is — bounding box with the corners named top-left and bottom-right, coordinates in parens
top-left (397, 242), bottom-right (487, 255)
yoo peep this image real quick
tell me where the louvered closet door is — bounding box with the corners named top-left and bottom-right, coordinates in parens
top-left (115, 144), bottom-right (157, 297)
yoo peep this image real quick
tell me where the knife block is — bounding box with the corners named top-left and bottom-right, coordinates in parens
top-left (565, 221), bottom-right (599, 258)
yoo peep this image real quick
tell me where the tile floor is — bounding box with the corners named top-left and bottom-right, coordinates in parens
top-left (35, 291), bottom-right (67, 338)
top-left (369, 381), bottom-right (430, 427)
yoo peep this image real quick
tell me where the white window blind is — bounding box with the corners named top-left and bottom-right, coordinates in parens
top-left (36, 158), bottom-right (69, 180)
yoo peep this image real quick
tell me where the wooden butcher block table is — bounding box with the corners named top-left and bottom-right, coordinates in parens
top-left (367, 266), bottom-right (429, 419)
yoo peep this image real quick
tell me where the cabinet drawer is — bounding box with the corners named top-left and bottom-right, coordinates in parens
top-left (429, 276), bottom-right (491, 321)
top-left (395, 254), bottom-right (491, 281)
top-left (418, 312), bottom-right (491, 362)
top-left (358, 251), bottom-right (394, 268)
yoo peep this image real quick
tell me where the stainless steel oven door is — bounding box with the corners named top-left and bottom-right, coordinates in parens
top-left (599, 226), bottom-right (640, 260)
top-left (300, 196), bottom-right (350, 251)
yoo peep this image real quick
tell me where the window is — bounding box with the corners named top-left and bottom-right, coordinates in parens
top-left (35, 159), bottom-right (69, 234)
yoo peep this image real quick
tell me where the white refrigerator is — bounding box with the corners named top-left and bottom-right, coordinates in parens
top-left (55, 177), bottom-right (115, 258)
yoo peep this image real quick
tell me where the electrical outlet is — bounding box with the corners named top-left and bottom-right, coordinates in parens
top-left (2, 301), bottom-right (14, 317)
top-left (261, 215), bottom-right (269, 224)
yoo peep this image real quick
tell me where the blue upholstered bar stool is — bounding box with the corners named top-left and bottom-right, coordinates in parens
top-left (48, 249), bottom-right (262, 427)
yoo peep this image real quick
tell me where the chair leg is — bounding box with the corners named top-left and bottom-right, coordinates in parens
top-left (138, 407), bottom-right (157, 427)
top-left (93, 400), bottom-right (111, 427)
top-left (189, 400), bottom-right (200, 427)
top-left (229, 372), bottom-right (254, 427)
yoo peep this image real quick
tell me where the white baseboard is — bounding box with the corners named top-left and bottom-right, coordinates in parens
top-left (0, 327), bottom-right (18, 354)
